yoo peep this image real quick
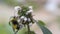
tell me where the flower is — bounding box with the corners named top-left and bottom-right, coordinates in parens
top-left (14, 6), bottom-right (21, 11)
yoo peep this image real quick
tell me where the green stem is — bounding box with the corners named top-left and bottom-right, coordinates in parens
top-left (27, 23), bottom-right (30, 34)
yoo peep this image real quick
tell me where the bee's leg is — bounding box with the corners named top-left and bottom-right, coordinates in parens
top-left (14, 28), bottom-right (19, 34)
top-left (14, 31), bottom-right (18, 34)
top-left (12, 28), bottom-right (16, 34)
top-left (13, 28), bottom-right (15, 32)
top-left (14, 25), bottom-right (20, 34)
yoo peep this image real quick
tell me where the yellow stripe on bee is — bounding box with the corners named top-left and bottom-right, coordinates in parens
top-left (13, 25), bottom-right (17, 29)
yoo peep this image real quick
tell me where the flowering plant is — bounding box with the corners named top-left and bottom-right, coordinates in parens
top-left (9, 6), bottom-right (52, 34)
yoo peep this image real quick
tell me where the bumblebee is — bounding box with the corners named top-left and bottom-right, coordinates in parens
top-left (9, 16), bottom-right (20, 33)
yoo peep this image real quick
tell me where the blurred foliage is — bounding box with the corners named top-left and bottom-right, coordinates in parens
top-left (0, 23), bottom-right (13, 34)
top-left (3, 0), bottom-right (19, 6)
top-left (27, 1), bottom-right (39, 10)
top-left (3, 0), bottom-right (39, 10)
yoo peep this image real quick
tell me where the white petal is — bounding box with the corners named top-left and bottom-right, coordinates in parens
top-left (26, 10), bottom-right (33, 15)
top-left (24, 17), bottom-right (27, 21)
top-left (20, 16), bottom-right (25, 19)
top-left (14, 6), bottom-right (21, 11)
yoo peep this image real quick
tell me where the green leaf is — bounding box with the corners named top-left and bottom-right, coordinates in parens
top-left (37, 20), bottom-right (52, 34)
top-left (38, 20), bottom-right (46, 26)
top-left (40, 25), bottom-right (52, 34)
